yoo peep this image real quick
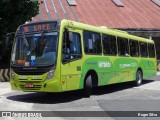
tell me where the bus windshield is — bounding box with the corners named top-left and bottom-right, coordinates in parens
top-left (11, 32), bottom-right (58, 67)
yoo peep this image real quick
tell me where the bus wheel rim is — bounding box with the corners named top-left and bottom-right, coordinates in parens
top-left (137, 72), bottom-right (142, 84)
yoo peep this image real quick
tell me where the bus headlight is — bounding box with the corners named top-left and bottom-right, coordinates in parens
top-left (10, 69), bottom-right (15, 80)
top-left (46, 70), bottom-right (54, 80)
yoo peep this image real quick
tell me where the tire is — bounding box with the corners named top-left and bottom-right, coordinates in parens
top-left (135, 70), bottom-right (142, 86)
top-left (84, 75), bottom-right (92, 97)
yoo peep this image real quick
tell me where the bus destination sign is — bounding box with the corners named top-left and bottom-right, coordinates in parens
top-left (19, 22), bottom-right (57, 33)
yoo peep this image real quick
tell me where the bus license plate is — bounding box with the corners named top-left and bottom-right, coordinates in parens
top-left (25, 83), bottom-right (34, 88)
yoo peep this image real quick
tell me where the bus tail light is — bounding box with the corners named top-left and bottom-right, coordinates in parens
top-left (46, 70), bottom-right (54, 80)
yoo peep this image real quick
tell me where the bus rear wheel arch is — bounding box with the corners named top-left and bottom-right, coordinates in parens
top-left (83, 70), bottom-right (98, 97)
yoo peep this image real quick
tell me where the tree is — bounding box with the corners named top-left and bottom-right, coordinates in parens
top-left (0, 0), bottom-right (39, 64)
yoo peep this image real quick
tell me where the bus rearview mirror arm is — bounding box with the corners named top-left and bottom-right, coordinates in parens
top-left (64, 28), bottom-right (72, 45)
top-left (3, 32), bottom-right (15, 49)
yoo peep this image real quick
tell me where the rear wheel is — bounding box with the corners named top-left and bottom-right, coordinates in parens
top-left (135, 70), bottom-right (142, 86)
top-left (84, 75), bottom-right (92, 97)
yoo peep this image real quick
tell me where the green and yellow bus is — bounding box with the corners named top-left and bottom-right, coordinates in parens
top-left (10, 19), bottom-right (156, 97)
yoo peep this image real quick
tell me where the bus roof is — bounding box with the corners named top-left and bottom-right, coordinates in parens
top-left (64, 19), bottom-right (154, 44)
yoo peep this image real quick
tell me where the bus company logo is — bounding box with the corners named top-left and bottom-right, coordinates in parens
top-left (98, 61), bottom-right (111, 68)
top-left (1, 112), bottom-right (42, 118)
top-left (120, 63), bottom-right (137, 68)
top-left (2, 112), bottom-right (11, 117)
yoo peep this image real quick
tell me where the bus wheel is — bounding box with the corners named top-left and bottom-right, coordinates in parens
top-left (135, 70), bottom-right (142, 86)
top-left (84, 75), bottom-right (92, 97)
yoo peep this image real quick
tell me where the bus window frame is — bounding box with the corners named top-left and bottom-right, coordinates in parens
top-left (102, 34), bottom-right (117, 56)
top-left (117, 37), bottom-right (130, 57)
top-left (148, 43), bottom-right (156, 58)
top-left (62, 30), bottom-right (82, 64)
top-left (83, 30), bottom-right (102, 55)
top-left (139, 41), bottom-right (149, 58)
top-left (129, 39), bottom-right (140, 57)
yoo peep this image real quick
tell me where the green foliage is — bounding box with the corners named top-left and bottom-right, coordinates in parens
top-left (0, 0), bottom-right (39, 64)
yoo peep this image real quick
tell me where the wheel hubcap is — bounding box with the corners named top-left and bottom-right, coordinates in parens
top-left (137, 73), bottom-right (141, 84)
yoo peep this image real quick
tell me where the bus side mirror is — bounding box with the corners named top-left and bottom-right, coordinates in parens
top-left (3, 32), bottom-right (15, 49)
top-left (63, 29), bottom-right (72, 63)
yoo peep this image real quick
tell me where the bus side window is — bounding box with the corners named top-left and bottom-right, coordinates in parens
top-left (140, 42), bottom-right (148, 57)
top-left (117, 37), bottom-right (129, 56)
top-left (102, 34), bottom-right (117, 56)
top-left (69, 33), bottom-right (82, 60)
top-left (62, 31), bottom-right (82, 63)
top-left (83, 31), bottom-right (102, 54)
top-left (130, 40), bottom-right (139, 57)
top-left (148, 44), bottom-right (155, 58)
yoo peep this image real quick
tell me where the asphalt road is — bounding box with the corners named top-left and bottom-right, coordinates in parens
top-left (0, 73), bottom-right (160, 120)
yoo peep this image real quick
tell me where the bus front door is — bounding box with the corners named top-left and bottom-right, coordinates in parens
top-left (61, 31), bottom-right (83, 91)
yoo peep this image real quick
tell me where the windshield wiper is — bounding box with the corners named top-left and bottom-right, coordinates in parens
top-left (37, 31), bottom-right (47, 42)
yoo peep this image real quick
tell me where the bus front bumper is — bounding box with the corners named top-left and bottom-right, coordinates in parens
top-left (10, 79), bottom-right (61, 92)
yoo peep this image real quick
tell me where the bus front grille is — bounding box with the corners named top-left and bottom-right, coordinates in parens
top-left (16, 71), bottom-right (45, 75)
top-left (19, 79), bottom-right (42, 81)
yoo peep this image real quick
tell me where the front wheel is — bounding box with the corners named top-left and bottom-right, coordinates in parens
top-left (84, 75), bottom-right (92, 97)
top-left (135, 70), bottom-right (143, 86)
